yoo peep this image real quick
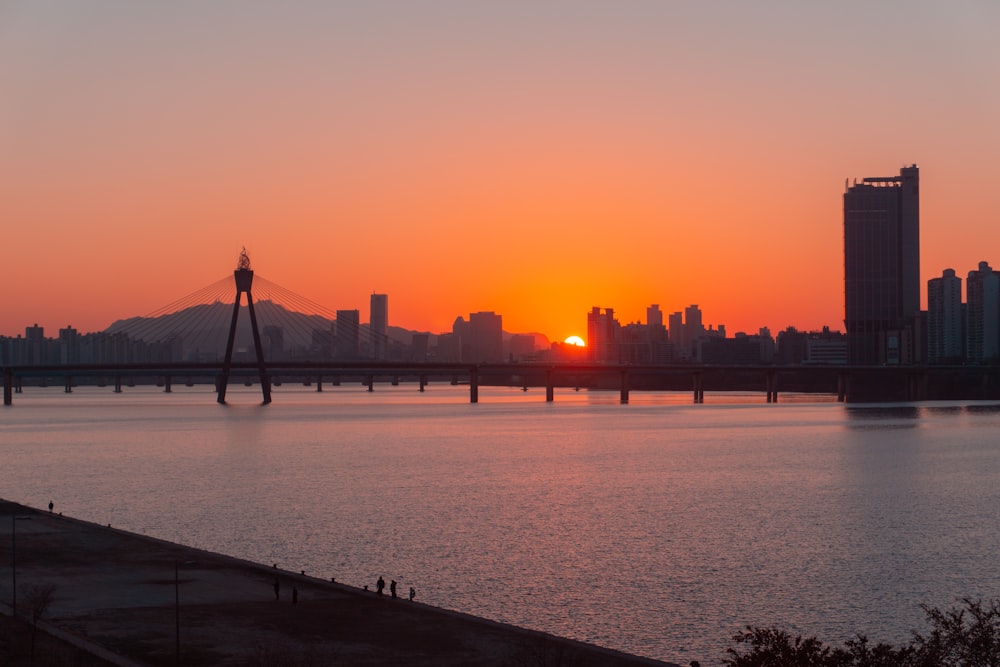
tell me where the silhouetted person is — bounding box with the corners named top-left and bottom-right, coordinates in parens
top-left (390, 580), bottom-right (397, 598)
top-left (48, 501), bottom-right (53, 513)
top-left (292, 586), bottom-right (298, 605)
top-left (690, 662), bottom-right (700, 667)
top-left (376, 576), bottom-right (385, 596)
top-left (409, 587), bottom-right (415, 602)
top-left (273, 577), bottom-right (280, 601)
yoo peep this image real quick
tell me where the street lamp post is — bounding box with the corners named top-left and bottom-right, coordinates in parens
top-left (174, 560), bottom-right (193, 666)
top-left (174, 560), bottom-right (180, 667)
top-left (10, 512), bottom-right (15, 618)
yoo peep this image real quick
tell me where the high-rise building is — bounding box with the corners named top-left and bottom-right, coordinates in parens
top-left (469, 311), bottom-right (503, 363)
top-left (667, 312), bottom-right (684, 346)
top-left (263, 325), bottom-right (284, 360)
top-left (684, 303), bottom-right (705, 344)
top-left (966, 261), bottom-right (999, 363)
top-left (26, 323), bottom-right (45, 365)
top-left (369, 293), bottom-right (388, 359)
top-left (843, 165), bottom-right (920, 364)
top-left (587, 307), bottom-right (620, 362)
top-left (334, 309), bottom-right (360, 359)
top-left (58, 325), bottom-right (80, 364)
top-left (646, 304), bottom-right (663, 328)
top-left (451, 311), bottom-right (503, 362)
top-left (927, 269), bottom-right (963, 363)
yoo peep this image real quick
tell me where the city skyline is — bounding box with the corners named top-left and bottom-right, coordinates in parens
top-left (3, 3), bottom-right (999, 341)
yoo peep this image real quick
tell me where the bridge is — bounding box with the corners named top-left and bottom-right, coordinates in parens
top-left (5, 251), bottom-right (1000, 406)
top-left (6, 359), bottom-right (1000, 406)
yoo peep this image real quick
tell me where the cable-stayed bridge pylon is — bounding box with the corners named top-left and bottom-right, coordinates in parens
top-left (103, 250), bottom-right (395, 404)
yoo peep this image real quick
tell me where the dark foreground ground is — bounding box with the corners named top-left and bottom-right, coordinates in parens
top-left (0, 500), bottom-right (678, 666)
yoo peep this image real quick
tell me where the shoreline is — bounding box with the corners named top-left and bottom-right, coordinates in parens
top-left (1, 499), bottom-right (680, 666)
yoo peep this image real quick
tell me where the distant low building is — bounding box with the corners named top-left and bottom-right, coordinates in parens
top-left (776, 327), bottom-right (847, 365)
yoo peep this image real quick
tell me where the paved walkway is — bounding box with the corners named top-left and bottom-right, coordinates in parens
top-left (1, 500), bottom-right (678, 666)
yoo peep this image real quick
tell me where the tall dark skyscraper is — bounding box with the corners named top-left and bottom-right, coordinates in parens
top-left (843, 165), bottom-right (920, 364)
top-left (369, 293), bottom-right (388, 360)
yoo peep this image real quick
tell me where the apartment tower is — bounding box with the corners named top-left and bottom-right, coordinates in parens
top-left (843, 165), bottom-right (920, 364)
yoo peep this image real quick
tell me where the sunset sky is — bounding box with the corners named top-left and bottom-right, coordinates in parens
top-left (2, 2), bottom-right (999, 343)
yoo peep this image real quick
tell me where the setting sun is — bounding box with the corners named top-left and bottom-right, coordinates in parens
top-left (564, 335), bottom-right (586, 347)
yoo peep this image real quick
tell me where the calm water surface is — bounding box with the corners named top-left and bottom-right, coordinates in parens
top-left (3, 384), bottom-right (1000, 664)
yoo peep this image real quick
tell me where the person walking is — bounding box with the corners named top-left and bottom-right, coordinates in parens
top-left (409, 586), bottom-right (415, 602)
top-left (390, 580), bottom-right (397, 598)
top-left (376, 576), bottom-right (385, 596)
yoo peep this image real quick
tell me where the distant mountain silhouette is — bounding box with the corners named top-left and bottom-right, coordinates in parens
top-left (105, 301), bottom-right (334, 358)
top-left (104, 301), bottom-right (546, 359)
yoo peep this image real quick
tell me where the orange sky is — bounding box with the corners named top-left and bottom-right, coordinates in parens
top-left (2, 2), bottom-right (999, 343)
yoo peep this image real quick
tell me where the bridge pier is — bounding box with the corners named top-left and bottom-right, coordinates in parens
top-left (545, 370), bottom-right (554, 402)
top-left (620, 370), bottom-right (629, 404)
top-left (419, 375), bottom-right (427, 392)
top-left (693, 372), bottom-right (704, 403)
top-left (114, 376), bottom-right (122, 393)
top-left (163, 376), bottom-right (172, 393)
top-left (261, 376), bottom-right (272, 404)
top-left (906, 372), bottom-right (927, 402)
top-left (765, 372), bottom-right (778, 403)
top-left (64, 376), bottom-right (73, 393)
top-left (316, 376), bottom-right (323, 392)
top-left (392, 376), bottom-right (399, 386)
top-left (3, 369), bottom-right (12, 406)
top-left (470, 368), bottom-right (479, 404)
top-left (366, 375), bottom-right (374, 392)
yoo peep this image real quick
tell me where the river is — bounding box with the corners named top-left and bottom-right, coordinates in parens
top-left (2, 383), bottom-right (999, 664)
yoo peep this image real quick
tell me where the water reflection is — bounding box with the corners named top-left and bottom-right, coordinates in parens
top-left (845, 401), bottom-right (1000, 429)
top-left (845, 405), bottom-right (921, 429)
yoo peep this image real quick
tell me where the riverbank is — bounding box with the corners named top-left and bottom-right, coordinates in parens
top-left (0, 499), bottom-right (678, 666)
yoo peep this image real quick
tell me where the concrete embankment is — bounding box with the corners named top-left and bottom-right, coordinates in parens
top-left (0, 500), bottom-right (679, 666)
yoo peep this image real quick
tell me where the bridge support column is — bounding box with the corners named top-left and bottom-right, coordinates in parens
top-left (419, 375), bottom-right (427, 392)
top-left (693, 372), bottom-right (704, 403)
top-left (3, 369), bottom-right (12, 406)
top-left (470, 368), bottom-right (479, 404)
top-left (620, 370), bottom-right (629, 404)
top-left (316, 376), bottom-right (323, 392)
top-left (836, 373), bottom-right (846, 402)
top-left (164, 376), bottom-right (172, 393)
top-left (64, 376), bottom-right (73, 393)
top-left (366, 376), bottom-right (374, 392)
top-left (333, 376), bottom-right (341, 386)
top-left (392, 376), bottom-right (399, 386)
top-left (906, 373), bottom-right (927, 402)
top-left (765, 372), bottom-right (777, 403)
top-left (545, 370), bottom-right (554, 402)
top-left (219, 250), bottom-right (271, 405)
top-left (114, 376), bottom-right (122, 393)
